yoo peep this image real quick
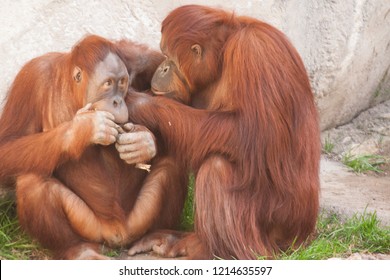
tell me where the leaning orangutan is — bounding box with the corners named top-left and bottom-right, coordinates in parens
top-left (123, 5), bottom-right (321, 259)
top-left (0, 35), bottom-right (187, 259)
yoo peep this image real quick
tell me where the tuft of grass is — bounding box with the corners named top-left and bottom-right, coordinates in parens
top-left (342, 153), bottom-right (386, 173)
top-left (0, 196), bottom-right (49, 260)
top-left (104, 247), bottom-right (121, 258)
top-left (278, 211), bottom-right (390, 260)
top-left (323, 135), bottom-right (335, 154)
top-left (180, 174), bottom-right (195, 231)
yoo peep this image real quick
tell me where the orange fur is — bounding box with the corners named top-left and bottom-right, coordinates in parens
top-left (0, 35), bottom-right (186, 259)
top-left (127, 5), bottom-right (320, 259)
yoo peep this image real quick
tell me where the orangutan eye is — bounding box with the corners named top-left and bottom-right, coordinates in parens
top-left (119, 78), bottom-right (126, 85)
top-left (104, 80), bottom-right (112, 87)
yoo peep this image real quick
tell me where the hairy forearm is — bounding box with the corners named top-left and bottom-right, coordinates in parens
top-left (0, 121), bottom-right (92, 179)
top-left (126, 93), bottom-right (238, 166)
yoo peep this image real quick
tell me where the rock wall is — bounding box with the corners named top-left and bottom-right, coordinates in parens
top-left (1, 0), bottom-right (389, 130)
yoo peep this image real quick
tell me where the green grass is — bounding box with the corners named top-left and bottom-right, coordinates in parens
top-left (0, 195), bottom-right (48, 259)
top-left (323, 135), bottom-right (335, 154)
top-left (278, 211), bottom-right (390, 260)
top-left (1, 187), bottom-right (389, 260)
top-left (342, 153), bottom-right (386, 173)
top-left (180, 174), bottom-right (195, 231)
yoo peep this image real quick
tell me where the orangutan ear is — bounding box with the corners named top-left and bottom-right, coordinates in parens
top-left (191, 44), bottom-right (202, 58)
top-left (73, 66), bottom-right (83, 83)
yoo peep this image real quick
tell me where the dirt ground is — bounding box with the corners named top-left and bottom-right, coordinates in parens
top-left (320, 99), bottom-right (390, 226)
top-left (320, 157), bottom-right (390, 225)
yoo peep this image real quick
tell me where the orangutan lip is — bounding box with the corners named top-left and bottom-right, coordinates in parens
top-left (151, 88), bottom-right (169, 95)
